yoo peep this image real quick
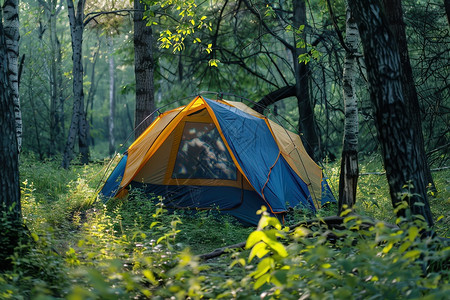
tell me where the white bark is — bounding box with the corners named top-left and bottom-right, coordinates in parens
top-left (2, 0), bottom-right (21, 153)
top-left (342, 3), bottom-right (359, 151)
top-left (338, 1), bottom-right (360, 213)
top-left (62, 0), bottom-right (89, 168)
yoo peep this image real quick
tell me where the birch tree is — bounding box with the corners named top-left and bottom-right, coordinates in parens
top-left (338, 1), bottom-right (359, 214)
top-left (2, 0), bottom-right (21, 153)
top-left (62, 0), bottom-right (89, 168)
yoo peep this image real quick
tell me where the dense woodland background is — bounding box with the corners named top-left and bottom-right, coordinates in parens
top-left (0, 0), bottom-right (449, 298)
top-left (16, 0), bottom-right (448, 163)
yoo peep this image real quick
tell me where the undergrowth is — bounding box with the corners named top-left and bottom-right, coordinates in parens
top-left (0, 156), bottom-right (448, 299)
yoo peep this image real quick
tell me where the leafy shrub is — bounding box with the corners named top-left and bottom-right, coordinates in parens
top-left (241, 209), bottom-right (449, 299)
top-left (3, 158), bottom-right (448, 299)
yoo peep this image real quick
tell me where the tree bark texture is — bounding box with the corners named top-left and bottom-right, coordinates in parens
top-left (134, 0), bottom-right (155, 140)
top-left (0, 10), bottom-right (22, 269)
top-left (2, 0), bottom-right (22, 153)
top-left (108, 37), bottom-right (115, 156)
top-left (253, 85), bottom-right (296, 114)
top-left (292, 0), bottom-right (320, 161)
top-left (62, 0), bottom-right (89, 168)
top-left (349, 0), bottom-right (434, 226)
top-left (43, 0), bottom-right (65, 156)
top-left (382, 0), bottom-right (436, 192)
top-left (338, 1), bottom-right (359, 214)
top-left (445, 0), bottom-right (450, 27)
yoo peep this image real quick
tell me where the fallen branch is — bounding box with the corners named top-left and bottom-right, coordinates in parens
top-left (198, 242), bottom-right (246, 260)
top-left (197, 215), bottom-right (399, 261)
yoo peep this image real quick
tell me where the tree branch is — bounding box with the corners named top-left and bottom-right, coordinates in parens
top-left (83, 9), bottom-right (136, 27)
top-left (253, 85), bottom-right (296, 113)
top-left (197, 215), bottom-right (399, 261)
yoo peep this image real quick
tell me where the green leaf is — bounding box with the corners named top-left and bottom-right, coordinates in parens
top-left (258, 215), bottom-right (282, 230)
top-left (253, 273), bottom-right (270, 289)
top-left (246, 231), bottom-right (265, 249)
top-left (399, 241), bottom-right (411, 253)
top-left (142, 269), bottom-right (157, 285)
top-left (403, 250), bottom-right (421, 260)
top-left (382, 242), bottom-right (394, 254)
top-left (249, 242), bottom-right (269, 262)
top-left (250, 257), bottom-right (274, 279)
top-left (31, 232), bottom-right (39, 242)
top-left (408, 226), bottom-right (419, 241)
top-left (267, 239), bottom-right (288, 257)
top-left (208, 59), bottom-right (220, 67)
top-left (344, 215), bottom-right (357, 223)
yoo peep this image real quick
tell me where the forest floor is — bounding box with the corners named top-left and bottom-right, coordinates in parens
top-left (1, 154), bottom-right (448, 299)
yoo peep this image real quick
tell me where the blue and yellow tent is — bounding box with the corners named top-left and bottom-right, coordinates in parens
top-left (100, 96), bottom-right (334, 225)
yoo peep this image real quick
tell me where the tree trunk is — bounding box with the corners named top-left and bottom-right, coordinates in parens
top-left (108, 37), bottom-right (115, 156)
top-left (445, 0), bottom-right (450, 27)
top-left (382, 0), bottom-right (436, 192)
top-left (0, 9), bottom-right (22, 269)
top-left (56, 34), bottom-right (65, 153)
top-left (292, 0), bottom-right (320, 161)
top-left (338, 1), bottom-right (359, 214)
top-left (47, 0), bottom-right (64, 156)
top-left (134, 0), bottom-right (155, 139)
top-left (62, 0), bottom-right (89, 168)
top-left (348, 0), bottom-right (434, 227)
top-left (253, 85), bottom-right (296, 114)
top-left (85, 41), bottom-right (100, 148)
top-left (2, 0), bottom-right (22, 153)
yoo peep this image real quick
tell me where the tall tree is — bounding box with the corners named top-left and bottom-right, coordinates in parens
top-left (37, 0), bottom-right (65, 156)
top-left (134, 0), bottom-right (155, 139)
top-left (108, 36), bottom-right (116, 156)
top-left (292, 0), bottom-right (320, 161)
top-left (348, 0), bottom-right (434, 226)
top-left (445, 0), bottom-right (450, 26)
top-left (338, 0), bottom-right (359, 214)
top-left (62, 0), bottom-right (90, 168)
top-left (0, 6), bottom-right (22, 270)
top-left (2, 0), bottom-right (22, 153)
top-left (382, 0), bottom-right (436, 192)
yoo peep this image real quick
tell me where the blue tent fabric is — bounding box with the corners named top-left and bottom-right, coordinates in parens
top-left (320, 177), bottom-right (336, 206)
top-left (100, 154), bottom-right (128, 200)
top-left (129, 182), bottom-right (268, 225)
top-left (99, 97), bottom-right (336, 226)
top-left (205, 99), bottom-right (316, 213)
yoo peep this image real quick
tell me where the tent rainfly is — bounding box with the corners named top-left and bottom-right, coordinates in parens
top-left (100, 96), bottom-right (335, 225)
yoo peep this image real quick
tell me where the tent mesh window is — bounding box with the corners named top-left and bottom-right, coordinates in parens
top-left (172, 122), bottom-right (237, 180)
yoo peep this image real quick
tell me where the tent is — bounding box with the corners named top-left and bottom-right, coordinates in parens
top-left (100, 96), bottom-right (335, 225)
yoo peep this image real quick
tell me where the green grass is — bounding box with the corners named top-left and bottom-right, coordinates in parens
top-left (324, 154), bottom-right (450, 237)
top-left (0, 155), bottom-right (447, 299)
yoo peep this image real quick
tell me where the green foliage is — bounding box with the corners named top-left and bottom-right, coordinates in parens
top-left (2, 160), bottom-right (448, 299)
top-left (144, 0), bottom-right (211, 54)
top-left (286, 24), bottom-right (322, 64)
top-left (242, 211), bottom-right (449, 299)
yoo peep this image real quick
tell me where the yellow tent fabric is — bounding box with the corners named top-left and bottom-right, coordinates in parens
top-left (100, 96), bottom-right (336, 222)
